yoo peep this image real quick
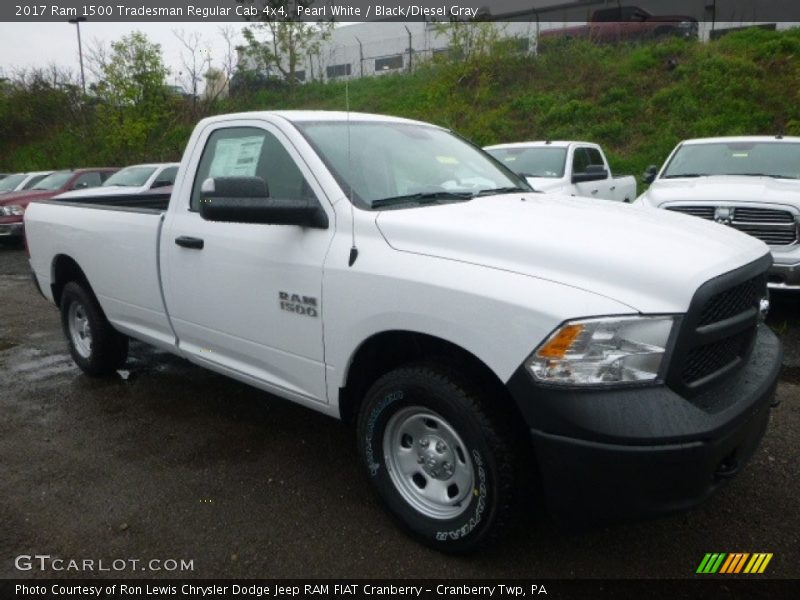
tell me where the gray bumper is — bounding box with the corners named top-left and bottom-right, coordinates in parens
top-left (768, 251), bottom-right (800, 290)
top-left (0, 222), bottom-right (23, 238)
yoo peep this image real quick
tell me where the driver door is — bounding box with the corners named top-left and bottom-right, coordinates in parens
top-left (161, 120), bottom-right (334, 406)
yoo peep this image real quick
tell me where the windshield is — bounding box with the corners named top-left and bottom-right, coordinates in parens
top-left (663, 141), bottom-right (800, 179)
top-left (102, 166), bottom-right (157, 187)
top-left (0, 174), bottom-right (26, 192)
top-left (295, 121), bottom-right (528, 209)
top-left (485, 147), bottom-right (568, 178)
top-left (32, 171), bottom-right (73, 190)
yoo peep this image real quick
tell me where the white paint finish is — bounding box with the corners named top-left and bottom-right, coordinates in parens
top-left (375, 193), bottom-right (767, 314)
top-left (24, 112), bottom-right (772, 420)
top-left (24, 201), bottom-right (174, 348)
top-left (160, 116), bottom-right (336, 405)
top-left (485, 141), bottom-right (637, 202)
top-left (637, 136), bottom-right (800, 270)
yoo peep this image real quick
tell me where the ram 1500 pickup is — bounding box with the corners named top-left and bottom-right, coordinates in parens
top-left (637, 136), bottom-right (800, 290)
top-left (485, 141), bottom-right (636, 202)
top-left (25, 112), bottom-right (782, 552)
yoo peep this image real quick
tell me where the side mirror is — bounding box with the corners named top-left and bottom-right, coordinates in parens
top-left (572, 164), bottom-right (608, 183)
top-left (643, 165), bottom-right (659, 184)
top-left (151, 180), bottom-right (171, 189)
top-left (199, 177), bottom-right (327, 229)
top-left (73, 181), bottom-right (89, 190)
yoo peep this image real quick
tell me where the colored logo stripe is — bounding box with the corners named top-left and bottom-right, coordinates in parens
top-left (697, 553), bottom-right (773, 574)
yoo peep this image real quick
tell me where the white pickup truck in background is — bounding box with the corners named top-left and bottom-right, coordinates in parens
top-left (484, 141), bottom-right (637, 202)
top-left (637, 136), bottom-right (800, 290)
top-left (54, 163), bottom-right (180, 200)
top-left (24, 111), bottom-right (782, 552)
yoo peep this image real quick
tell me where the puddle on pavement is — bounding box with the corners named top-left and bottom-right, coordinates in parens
top-left (780, 366), bottom-right (800, 385)
top-left (0, 339), bottom-right (19, 352)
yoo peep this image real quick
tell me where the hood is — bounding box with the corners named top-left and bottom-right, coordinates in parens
top-left (0, 189), bottom-right (58, 206)
top-left (375, 193), bottom-right (768, 313)
top-left (644, 175), bottom-right (800, 209)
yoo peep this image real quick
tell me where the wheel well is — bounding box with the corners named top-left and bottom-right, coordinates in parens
top-left (338, 331), bottom-right (524, 429)
top-left (51, 255), bottom-right (90, 307)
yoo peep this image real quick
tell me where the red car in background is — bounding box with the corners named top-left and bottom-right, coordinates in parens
top-left (540, 5), bottom-right (699, 44)
top-left (0, 168), bottom-right (117, 242)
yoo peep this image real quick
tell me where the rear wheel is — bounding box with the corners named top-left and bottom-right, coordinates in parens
top-left (356, 363), bottom-right (518, 553)
top-left (60, 281), bottom-right (128, 376)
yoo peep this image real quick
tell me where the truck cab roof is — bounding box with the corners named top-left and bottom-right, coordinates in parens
top-left (485, 141), bottom-right (601, 150)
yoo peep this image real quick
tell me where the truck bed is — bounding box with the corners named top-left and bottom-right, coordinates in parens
top-left (51, 191), bottom-right (171, 213)
top-left (25, 197), bottom-right (175, 350)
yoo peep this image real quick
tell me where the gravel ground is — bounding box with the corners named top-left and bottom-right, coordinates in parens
top-left (0, 245), bottom-right (797, 579)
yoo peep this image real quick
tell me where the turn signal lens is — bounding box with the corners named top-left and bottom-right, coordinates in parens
top-left (527, 316), bottom-right (675, 386)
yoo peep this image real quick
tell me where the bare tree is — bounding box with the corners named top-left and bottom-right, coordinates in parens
top-left (85, 38), bottom-right (111, 82)
top-left (173, 28), bottom-right (212, 103)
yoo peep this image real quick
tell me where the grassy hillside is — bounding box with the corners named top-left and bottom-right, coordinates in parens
top-left (3, 27), bottom-right (800, 183)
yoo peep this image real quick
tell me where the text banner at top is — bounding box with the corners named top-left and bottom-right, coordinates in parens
top-left (4, 0), bottom-right (800, 23)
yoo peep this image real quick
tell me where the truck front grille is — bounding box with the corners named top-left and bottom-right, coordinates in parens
top-left (698, 274), bottom-right (765, 326)
top-left (666, 205), bottom-right (798, 246)
top-left (667, 258), bottom-right (768, 395)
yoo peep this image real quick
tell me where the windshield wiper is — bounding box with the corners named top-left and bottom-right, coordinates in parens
top-left (473, 186), bottom-right (529, 197)
top-left (371, 191), bottom-right (474, 208)
top-left (662, 173), bottom-right (707, 179)
top-left (726, 173), bottom-right (799, 179)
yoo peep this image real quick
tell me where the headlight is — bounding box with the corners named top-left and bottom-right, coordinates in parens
top-left (1, 205), bottom-right (25, 216)
top-left (526, 316), bottom-right (676, 386)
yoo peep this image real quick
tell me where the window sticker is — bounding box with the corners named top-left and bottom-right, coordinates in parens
top-left (209, 136), bottom-right (265, 177)
top-left (435, 155), bottom-right (459, 165)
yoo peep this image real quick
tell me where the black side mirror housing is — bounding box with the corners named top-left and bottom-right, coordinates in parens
top-left (572, 164), bottom-right (608, 183)
top-left (643, 165), bottom-right (659, 184)
top-left (199, 176), bottom-right (328, 229)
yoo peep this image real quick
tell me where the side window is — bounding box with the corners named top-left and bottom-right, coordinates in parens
top-left (586, 148), bottom-right (605, 168)
top-left (191, 127), bottom-right (315, 212)
top-left (72, 172), bottom-right (102, 190)
top-left (23, 174), bottom-right (47, 189)
top-left (152, 166), bottom-right (178, 188)
top-left (572, 148), bottom-right (590, 173)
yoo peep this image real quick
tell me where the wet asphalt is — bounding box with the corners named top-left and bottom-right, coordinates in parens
top-left (0, 244), bottom-right (798, 579)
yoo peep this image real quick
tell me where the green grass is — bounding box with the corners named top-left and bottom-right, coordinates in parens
top-left (3, 27), bottom-right (800, 187)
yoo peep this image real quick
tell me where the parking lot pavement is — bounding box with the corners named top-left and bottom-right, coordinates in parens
top-left (1, 245), bottom-right (798, 579)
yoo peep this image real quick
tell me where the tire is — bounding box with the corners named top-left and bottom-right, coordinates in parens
top-left (60, 281), bottom-right (128, 376)
top-left (356, 363), bottom-right (518, 553)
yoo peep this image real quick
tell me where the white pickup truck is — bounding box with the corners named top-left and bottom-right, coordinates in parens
top-left (636, 136), bottom-right (800, 290)
top-left (484, 141), bottom-right (637, 202)
top-left (25, 111), bottom-right (782, 552)
top-left (54, 163), bottom-right (180, 200)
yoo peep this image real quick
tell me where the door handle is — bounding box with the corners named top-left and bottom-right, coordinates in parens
top-left (175, 236), bottom-right (204, 250)
top-left (591, 189), bottom-right (599, 194)
top-left (610, 185), bottom-right (616, 191)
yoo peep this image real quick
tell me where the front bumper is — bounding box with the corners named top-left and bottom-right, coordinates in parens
top-left (0, 221), bottom-right (23, 238)
top-left (506, 325), bottom-right (782, 521)
top-left (767, 257), bottom-right (800, 290)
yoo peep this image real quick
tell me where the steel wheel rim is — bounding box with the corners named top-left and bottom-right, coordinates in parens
top-left (67, 301), bottom-right (92, 359)
top-left (383, 406), bottom-right (474, 520)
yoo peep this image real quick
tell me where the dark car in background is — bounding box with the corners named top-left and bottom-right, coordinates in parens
top-left (540, 6), bottom-right (698, 44)
top-left (0, 167), bottom-right (117, 242)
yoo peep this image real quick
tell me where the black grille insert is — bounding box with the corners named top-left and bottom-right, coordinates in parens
top-left (682, 330), bottom-right (752, 384)
top-left (698, 274), bottom-right (765, 326)
top-left (667, 255), bottom-right (770, 395)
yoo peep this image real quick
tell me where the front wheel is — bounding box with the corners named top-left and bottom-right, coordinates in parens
top-left (357, 363), bottom-right (518, 553)
top-left (60, 281), bottom-right (128, 376)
